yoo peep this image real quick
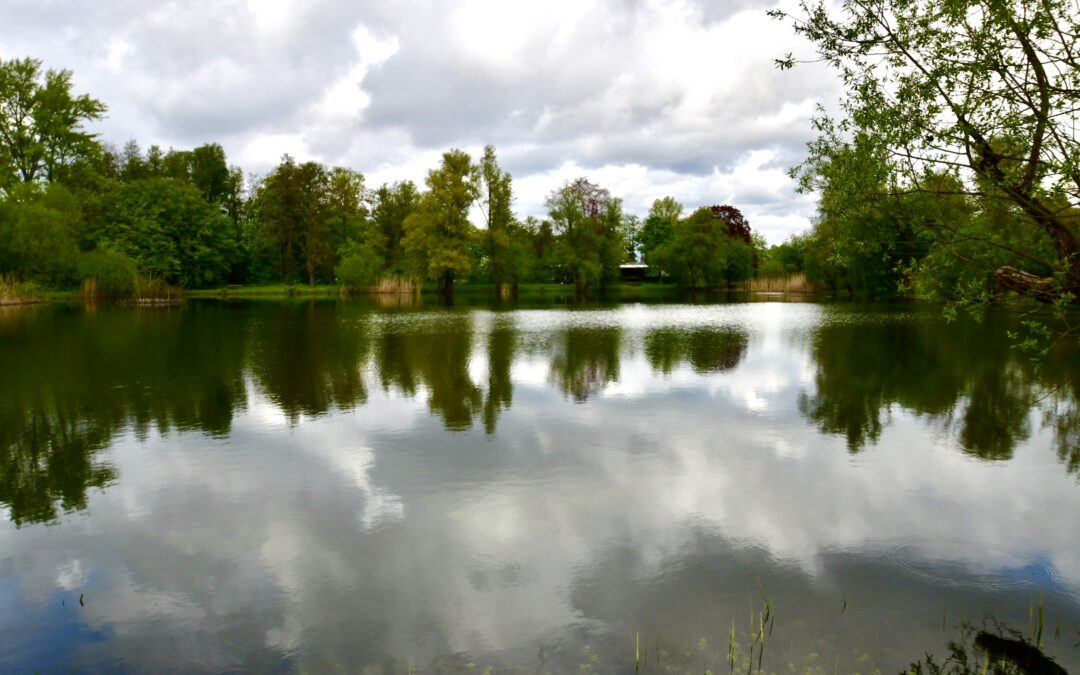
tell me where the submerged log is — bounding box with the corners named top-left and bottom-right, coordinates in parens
top-left (973, 631), bottom-right (1067, 675)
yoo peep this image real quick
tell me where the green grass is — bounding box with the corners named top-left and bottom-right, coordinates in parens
top-left (20, 280), bottom-right (688, 303)
top-left (187, 283), bottom-right (342, 298)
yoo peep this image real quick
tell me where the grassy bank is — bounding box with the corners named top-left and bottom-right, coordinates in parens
top-left (16, 279), bottom-right (816, 304)
top-left (186, 281), bottom-right (688, 300)
top-left (187, 283), bottom-right (342, 299)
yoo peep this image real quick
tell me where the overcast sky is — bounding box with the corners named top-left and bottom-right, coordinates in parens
top-left (0, 0), bottom-right (841, 243)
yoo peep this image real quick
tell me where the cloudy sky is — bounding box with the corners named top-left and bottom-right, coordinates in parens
top-left (0, 0), bottom-right (841, 243)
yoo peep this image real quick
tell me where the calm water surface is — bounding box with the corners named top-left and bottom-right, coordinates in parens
top-left (1, 299), bottom-right (1078, 673)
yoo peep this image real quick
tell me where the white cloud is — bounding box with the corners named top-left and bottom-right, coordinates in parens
top-left (0, 0), bottom-right (838, 241)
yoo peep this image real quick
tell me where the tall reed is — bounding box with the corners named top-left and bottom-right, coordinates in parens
top-left (736, 273), bottom-right (813, 293)
top-left (0, 274), bottom-right (43, 305)
top-left (132, 275), bottom-right (182, 304)
top-left (371, 275), bottom-right (420, 295)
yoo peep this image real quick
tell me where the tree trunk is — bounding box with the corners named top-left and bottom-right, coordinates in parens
top-left (994, 266), bottom-right (1080, 304)
top-left (439, 270), bottom-right (454, 297)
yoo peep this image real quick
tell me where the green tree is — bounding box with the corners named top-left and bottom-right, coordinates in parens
top-left (523, 215), bottom-right (557, 282)
top-left (759, 234), bottom-right (809, 278)
top-left (371, 180), bottom-right (420, 273)
top-left (773, 0), bottom-right (1080, 307)
top-left (325, 167), bottom-right (368, 248)
top-left (546, 177), bottom-right (621, 297)
top-left (0, 183), bottom-right (81, 285)
top-left (402, 149), bottom-right (479, 295)
top-left (652, 206), bottom-right (754, 288)
top-left (335, 241), bottom-right (383, 290)
top-left (639, 196), bottom-right (682, 276)
top-left (598, 196), bottom-right (629, 290)
top-left (0, 57), bottom-right (106, 186)
top-left (249, 156), bottom-right (337, 285)
top-left (92, 177), bottom-right (238, 287)
top-left (796, 130), bottom-right (935, 294)
top-left (477, 145), bottom-right (523, 295)
top-left (189, 144), bottom-right (232, 204)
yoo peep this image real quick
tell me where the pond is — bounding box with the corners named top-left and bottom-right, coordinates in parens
top-left (1, 299), bottom-right (1078, 673)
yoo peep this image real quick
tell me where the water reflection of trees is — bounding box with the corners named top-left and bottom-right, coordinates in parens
top-left (799, 312), bottom-right (1077, 467)
top-left (376, 315), bottom-right (482, 430)
top-left (548, 327), bottom-right (622, 401)
top-left (482, 316), bottom-right (516, 434)
top-left (3, 303), bottom-right (1076, 527)
top-left (644, 327), bottom-right (748, 375)
top-left (247, 302), bottom-right (371, 423)
top-left (0, 305), bottom-right (248, 525)
top-left (1045, 365), bottom-right (1080, 476)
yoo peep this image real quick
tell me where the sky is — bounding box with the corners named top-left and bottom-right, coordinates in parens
top-left (0, 0), bottom-right (842, 244)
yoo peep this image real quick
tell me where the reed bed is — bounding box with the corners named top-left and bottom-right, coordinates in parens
top-left (131, 275), bottom-right (183, 305)
top-left (0, 274), bottom-right (44, 306)
top-left (370, 275), bottom-right (420, 295)
top-left (736, 273), bottom-right (814, 293)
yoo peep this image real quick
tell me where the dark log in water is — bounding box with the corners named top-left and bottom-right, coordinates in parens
top-left (974, 632), bottom-right (1068, 675)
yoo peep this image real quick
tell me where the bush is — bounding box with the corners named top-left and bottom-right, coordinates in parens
top-left (335, 244), bottom-right (383, 290)
top-left (0, 184), bottom-right (81, 287)
top-left (77, 250), bottom-right (137, 297)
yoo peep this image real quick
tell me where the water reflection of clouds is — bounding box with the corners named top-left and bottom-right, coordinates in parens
top-left (1, 303), bottom-right (1078, 672)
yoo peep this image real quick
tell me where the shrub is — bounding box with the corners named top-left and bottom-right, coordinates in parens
top-left (77, 250), bottom-right (137, 297)
top-left (335, 244), bottom-right (383, 290)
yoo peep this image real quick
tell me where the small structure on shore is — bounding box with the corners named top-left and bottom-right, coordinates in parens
top-left (619, 263), bottom-right (650, 282)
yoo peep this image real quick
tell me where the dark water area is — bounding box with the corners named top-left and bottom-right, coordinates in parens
top-left (0, 299), bottom-right (1077, 673)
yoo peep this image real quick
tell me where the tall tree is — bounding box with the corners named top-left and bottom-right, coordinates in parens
top-left (0, 57), bottom-right (106, 186)
top-left (402, 149), bottom-right (479, 295)
top-left (652, 206), bottom-right (755, 289)
top-left (773, 0), bottom-right (1080, 307)
top-left (598, 196), bottom-right (628, 290)
top-left (251, 156), bottom-right (334, 284)
top-left (188, 143), bottom-right (232, 204)
top-left (325, 167), bottom-right (368, 248)
top-left (709, 205), bottom-right (752, 246)
top-left (371, 180), bottom-right (420, 272)
top-left (546, 177), bottom-right (620, 297)
top-left (477, 145), bottom-right (519, 295)
top-left (638, 196), bottom-right (683, 277)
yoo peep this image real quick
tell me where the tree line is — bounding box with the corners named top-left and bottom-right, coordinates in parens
top-left (0, 56), bottom-right (758, 299)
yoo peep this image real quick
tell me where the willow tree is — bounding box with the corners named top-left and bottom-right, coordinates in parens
top-left (772, 0), bottom-right (1080, 307)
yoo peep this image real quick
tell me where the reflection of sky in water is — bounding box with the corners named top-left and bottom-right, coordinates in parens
top-left (1, 302), bottom-right (1078, 673)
